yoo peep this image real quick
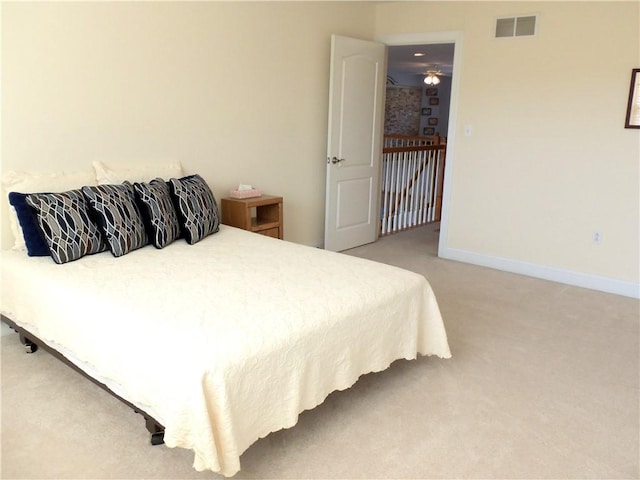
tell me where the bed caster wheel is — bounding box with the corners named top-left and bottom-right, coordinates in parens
top-left (144, 417), bottom-right (164, 446)
top-left (19, 335), bottom-right (38, 354)
top-left (150, 432), bottom-right (165, 446)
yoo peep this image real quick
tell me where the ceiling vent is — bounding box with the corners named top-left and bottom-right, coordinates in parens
top-left (495, 15), bottom-right (538, 38)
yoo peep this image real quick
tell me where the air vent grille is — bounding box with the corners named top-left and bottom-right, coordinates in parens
top-left (495, 15), bottom-right (537, 38)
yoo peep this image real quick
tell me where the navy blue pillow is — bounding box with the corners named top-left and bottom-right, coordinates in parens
top-left (7, 192), bottom-right (50, 257)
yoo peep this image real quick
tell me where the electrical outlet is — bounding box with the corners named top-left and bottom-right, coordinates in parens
top-left (592, 231), bottom-right (602, 245)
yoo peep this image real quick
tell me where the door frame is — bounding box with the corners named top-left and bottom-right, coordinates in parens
top-left (376, 31), bottom-right (463, 258)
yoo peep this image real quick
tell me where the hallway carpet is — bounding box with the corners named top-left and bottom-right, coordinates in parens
top-left (2, 224), bottom-right (638, 479)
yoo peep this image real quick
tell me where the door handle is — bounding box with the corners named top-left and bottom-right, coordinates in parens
top-left (330, 156), bottom-right (345, 165)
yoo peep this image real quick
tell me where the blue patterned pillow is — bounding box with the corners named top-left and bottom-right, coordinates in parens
top-left (25, 190), bottom-right (107, 264)
top-left (8, 192), bottom-right (50, 256)
top-left (82, 182), bottom-right (149, 257)
top-left (134, 179), bottom-right (181, 249)
top-left (169, 174), bottom-right (220, 245)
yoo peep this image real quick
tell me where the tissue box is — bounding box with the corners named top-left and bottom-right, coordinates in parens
top-left (229, 188), bottom-right (262, 199)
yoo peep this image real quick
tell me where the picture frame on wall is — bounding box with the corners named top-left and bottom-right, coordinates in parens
top-left (429, 97), bottom-right (440, 106)
top-left (424, 127), bottom-right (435, 135)
top-left (421, 108), bottom-right (432, 115)
top-left (625, 68), bottom-right (640, 128)
top-left (425, 88), bottom-right (438, 96)
top-left (428, 118), bottom-right (438, 125)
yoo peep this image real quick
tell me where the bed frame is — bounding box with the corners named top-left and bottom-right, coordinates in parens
top-left (1, 314), bottom-right (165, 445)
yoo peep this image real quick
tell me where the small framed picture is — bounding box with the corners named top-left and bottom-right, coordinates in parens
top-left (421, 108), bottom-right (432, 116)
top-left (425, 88), bottom-right (438, 96)
top-left (423, 127), bottom-right (435, 135)
top-left (429, 97), bottom-right (440, 106)
top-left (625, 68), bottom-right (640, 128)
top-left (428, 118), bottom-right (438, 126)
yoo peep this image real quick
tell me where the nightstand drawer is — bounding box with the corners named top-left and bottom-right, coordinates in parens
top-left (259, 227), bottom-right (280, 238)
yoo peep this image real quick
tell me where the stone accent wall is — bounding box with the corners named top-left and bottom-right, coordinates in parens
top-left (384, 86), bottom-right (422, 135)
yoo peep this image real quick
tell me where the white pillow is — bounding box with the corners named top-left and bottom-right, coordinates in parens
top-left (2, 170), bottom-right (97, 251)
top-left (93, 160), bottom-right (184, 185)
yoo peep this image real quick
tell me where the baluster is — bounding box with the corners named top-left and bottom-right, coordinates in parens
top-left (416, 150), bottom-right (426, 225)
top-left (428, 149), bottom-right (437, 222)
top-left (410, 151), bottom-right (416, 226)
top-left (424, 152), bottom-right (430, 225)
top-left (393, 152), bottom-right (401, 232)
top-left (409, 151), bottom-right (418, 227)
top-left (385, 152), bottom-right (392, 234)
top-left (407, 152), bottom-right (414, 228)
top-left (424, 150), bottom-right (433, 222)
top-left (386, 152), bottom-right (394, 234)
top-left (415, 150), bottom-right (424, 226)
top-left (381, 154), bottom-right (387, 234)
top-left (402, 152), bottom-right (410, 229)
top-left (425, 151), bottom-right (432, 223)
top-left (434, 149), bottom-right (444, 222)
top-left (394, 152), bottom-right (401, 231)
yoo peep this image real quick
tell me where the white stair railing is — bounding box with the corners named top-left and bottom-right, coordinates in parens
top-left (380, 144), bottom-right (446, 235)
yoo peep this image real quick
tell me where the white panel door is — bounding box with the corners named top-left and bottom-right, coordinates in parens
top-left (324, 34), bottom-right (386, 252)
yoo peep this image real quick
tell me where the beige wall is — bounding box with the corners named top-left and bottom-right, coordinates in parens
top-left (2, 1), bottom-right (638, 294)
top-left (377, 1), bottom-right (639, 289)
top-left (1, 1), bottom-right (375, 248)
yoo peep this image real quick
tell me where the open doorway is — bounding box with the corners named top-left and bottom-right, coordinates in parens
top-left (376, 32), bottom-right (462, 258)
top-left (380, 43), bottom-right (455, 241)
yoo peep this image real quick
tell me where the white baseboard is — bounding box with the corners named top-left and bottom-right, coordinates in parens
top-left (439, 247), bottom-right (640, 299)
top-left (303, 240), bottom-right (324, 249)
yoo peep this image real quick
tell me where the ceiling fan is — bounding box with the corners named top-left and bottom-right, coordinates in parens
top-left (423, 66), bottom-right (442, 85)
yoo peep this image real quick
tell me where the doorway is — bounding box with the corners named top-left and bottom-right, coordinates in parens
top-left (377, 32), bottom-right (463, 258)
top-left (382, 43), bottom-right (454, 239)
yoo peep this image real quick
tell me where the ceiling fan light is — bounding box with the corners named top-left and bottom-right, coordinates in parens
top-left (432, 76), bottom-right (441, 85)
top-left (424, 75), bottom-right (433, 85)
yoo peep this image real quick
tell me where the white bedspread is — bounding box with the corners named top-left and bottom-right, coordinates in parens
top-left (0, 225), bottom-right (450, 476)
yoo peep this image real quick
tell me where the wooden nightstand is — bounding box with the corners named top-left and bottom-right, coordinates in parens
top-left (221, 195), bottom-right (283, 239)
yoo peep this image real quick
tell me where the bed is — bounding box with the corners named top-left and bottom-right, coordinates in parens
top-left (0, 166), bottom-right (451, 477)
